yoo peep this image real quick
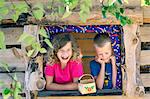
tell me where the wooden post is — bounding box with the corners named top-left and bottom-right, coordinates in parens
top-left (135, 26), bottom-right (145, 96)
top-left (123, 24), bottom-right (138, 96)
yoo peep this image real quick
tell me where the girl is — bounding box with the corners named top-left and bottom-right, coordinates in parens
top-left (44, 33), bottom-right (83, 90)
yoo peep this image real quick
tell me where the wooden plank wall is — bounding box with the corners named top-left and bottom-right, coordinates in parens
top-left (72, 33), bottom-right (96, 74)
top-left (140, 24), bottom-right (150, 92)
top-left (0, 27), bottom-right (26, 96)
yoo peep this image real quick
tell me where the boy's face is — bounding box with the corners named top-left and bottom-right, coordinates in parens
top-left (57, 41), bottom-right (73, 64)
top-left (94, 42), bottom-right (112, 62)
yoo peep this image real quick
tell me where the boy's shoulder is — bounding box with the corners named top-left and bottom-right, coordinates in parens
top-left (90, 60), bottom-right (98, 64)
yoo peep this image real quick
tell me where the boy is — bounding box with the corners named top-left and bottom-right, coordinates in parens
top-left (90, 33), bottom-right (117, 89)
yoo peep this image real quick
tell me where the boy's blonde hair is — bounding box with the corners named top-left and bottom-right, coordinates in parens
top-left (93, 33), bottom-right (111, 47)
top-left (47, 33), bottom-right (80, 65)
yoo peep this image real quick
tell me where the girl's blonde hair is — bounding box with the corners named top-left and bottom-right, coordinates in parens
top-left (47, 33), bottom-right (80, 65)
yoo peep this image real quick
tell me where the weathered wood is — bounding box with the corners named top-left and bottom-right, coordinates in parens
top-left (72, 33), bottom-right (96, 40)
top-left (37, 95), bottom-right (150, 99)
top-left (30, 8), bottom-right (143, 25)
top-left (77, 40), bottom-right (95, 56)
top-left (0, 27), bottom-right (23, 45)
top-left (140, 26), bottom-right (150, 42)
top-left (123, 24), bottom-right (138, 96)
top-left (0, 73), bottom-right (25, 93)
top-left (82, 57), bottom-right (94, 74)
top-left (135, 27), bottom-right (145, 96)
top-left (0, 48), bottom-right (26, 72)
top-left (143, 7), bottom-right (150, 23)
top-left (141, 74), bottom-right (150, 87)
top-left (140, 50), bottom-right (150, 66)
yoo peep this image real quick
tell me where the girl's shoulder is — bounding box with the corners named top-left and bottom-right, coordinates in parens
top-left (46, 62), bottom-right (59, 67)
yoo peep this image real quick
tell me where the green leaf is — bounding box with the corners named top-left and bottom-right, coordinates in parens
top-left (33, 9), bottom-right (44, 20)
top-left (39, 27), bottom-right (49, 38)
top-left (2, 88), bottom-right (11, 99)
top-left (0, 31), bottom-right (6, 49)
top-left (15, 2), bottom-right (29, 13)
top-left (23, 36), bottom-right (36, 46)
top-left (44, 39), bottom-right (54, 49)
top-left (108, 0), bottom-right (117, 6)
top-left (58, 6), bottom-right (65, 15)
top-left (12, 13), bottom-right (19, 22)
top-left (69, 0), bottom-right (79, 10)
top-left (39, 48), bottom-right (47, 53)
top-left (115, 12), bottom-right (120, 19)
top-left (102, 10), bottom-right (107, 18)
top-left (0, 7), bottom-right (9, 15)
top-left (0, 0), bottom-right (5, 7)
top-left (27, 49), bottom-right (35, 57)
top-left (18, 32), bottom-right (30, 42)
top-left (62, 11), bottom-right (72, 19)
top-left (120, 8), bottom-right (124, 14)
top-left (0, 62), bottom-right (9, 72)
top-left (79, 11), bottom-right (89, 23)
top-left (117, 0), bottom-right (122, 4)
top-left (32, 42), bottom-right (41, 51)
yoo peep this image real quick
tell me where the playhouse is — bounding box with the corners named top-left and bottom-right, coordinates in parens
top-left (0, 0), bottom-right (150, 99)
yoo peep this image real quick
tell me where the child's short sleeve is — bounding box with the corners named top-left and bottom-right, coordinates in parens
top-left (90, 60), bottom-right (100, 77)
top-left (71, 61), bottom-right (83, 78)
top-left (44, 64), bottom-right (54, 76)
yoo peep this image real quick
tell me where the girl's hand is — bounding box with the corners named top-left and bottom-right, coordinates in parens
top-left (110, 55), bottom-right (116, 65)
top-left (95, 56), bottom-right (105, 65)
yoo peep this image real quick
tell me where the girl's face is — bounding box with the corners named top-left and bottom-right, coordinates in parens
top-left (94, 42), bottom-right (112, 62)
top-left (57, 41), bottom-right (73, 64)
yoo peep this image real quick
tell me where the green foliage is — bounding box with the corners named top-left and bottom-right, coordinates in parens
top-left (0, 31), bottom-right (6, 49)
top-left (0, 64), bottom-right (22, 99)
top-left (0, 62), bottom-right (10, 72)
top-left (79, 0), bottom-right (92, 23)
top-left (44, 39), bottom-right (54, 49)
top-left (32, 3), bottom-right (45, 20)
top-left (145, 0), bottom-right (150, 5)
top-left (101, 1), bottom-right (132, 26)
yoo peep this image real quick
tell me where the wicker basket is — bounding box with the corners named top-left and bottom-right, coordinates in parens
top-left (78, 74), bottom-right (96, 94)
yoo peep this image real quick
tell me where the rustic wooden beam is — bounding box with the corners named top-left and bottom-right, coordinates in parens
top-left (135, 27), bottom-right (145, 96)
top-left (123, 24), bottom-right (138, 96)
top-left (28, 8), bottom-right (143, 25)
top-left (140, 50), bottom-right (150, 66)
top-left (140, 25), bottom-right (150, 42)
top-left (143, 7), bottom-right (150, 24)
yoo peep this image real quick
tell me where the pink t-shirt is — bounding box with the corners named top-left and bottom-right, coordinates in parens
top-left (44, 60), bottom-right (83, 84)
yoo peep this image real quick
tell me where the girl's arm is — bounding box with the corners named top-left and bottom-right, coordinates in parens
top-left (110, 56), bottom-right (117, 88)
top-left (45, 76), bottom-right (78, 90)
top-left (96, 62), bottom-right (105, 89)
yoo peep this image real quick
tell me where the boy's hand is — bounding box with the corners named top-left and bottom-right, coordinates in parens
top-left (95, 56), bottom-right (105, 65)
top-left (110, 55), bottom-right (116, 65)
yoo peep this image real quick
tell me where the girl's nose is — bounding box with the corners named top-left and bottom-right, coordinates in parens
top-left (62, 52), bottom-right (68, 57)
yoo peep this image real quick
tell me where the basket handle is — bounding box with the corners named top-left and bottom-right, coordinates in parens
top-left (78, 74), bottom-right (95, 81)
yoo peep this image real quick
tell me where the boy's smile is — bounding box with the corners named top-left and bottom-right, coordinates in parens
top-left (94, 42), bottom-right (112, 62)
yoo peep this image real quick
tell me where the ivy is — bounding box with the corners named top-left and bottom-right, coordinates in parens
top-left (79, 0), bottom-right (92, 23)
top-left (101, 1), bottom-right (132, 26)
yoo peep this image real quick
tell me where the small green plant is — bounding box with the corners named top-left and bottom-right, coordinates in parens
top-left (0, 62), bottom-right (23, 99)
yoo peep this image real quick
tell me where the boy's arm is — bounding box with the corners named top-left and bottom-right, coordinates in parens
top-left (110, 56), bottom-right (117, 88)
top-left (96, 63), bottom-right (105, 89)
top-left (45, 76), bottom-right (78, 90)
